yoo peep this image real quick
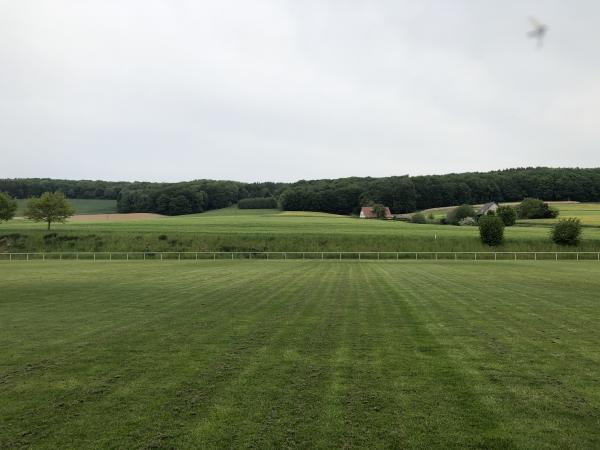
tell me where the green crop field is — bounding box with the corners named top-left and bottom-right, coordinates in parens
top-left (2, 204), bottom-right (600, 254)
top-left (15, 199), bottom-right (118, 216)
top-left (519, 203), bottom-right (600, 227)
top-left (1, 260), bottom-right (600, 448)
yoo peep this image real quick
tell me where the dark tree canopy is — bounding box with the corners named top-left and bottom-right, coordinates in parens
top-left (238, 197), bottom-right (278, 209)
top-left (3, 167), bottom-right (600, 216)
top-left (0, 192), bottom-right (18, 223)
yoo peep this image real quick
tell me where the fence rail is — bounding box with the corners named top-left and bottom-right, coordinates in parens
top-left (1, 251), bottom-right (600, 262)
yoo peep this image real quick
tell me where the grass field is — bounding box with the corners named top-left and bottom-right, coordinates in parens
top-left (2, 205), bottom-right (600, 253)
top-left (15, 199), bottom-right (117, 216)
top-left (519, 203), bottom-right (600, 227)
top-left (1, 260), bottom-right (600, 448)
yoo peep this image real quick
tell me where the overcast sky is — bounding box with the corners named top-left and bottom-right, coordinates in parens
top-left (1, 1), bottom-right (599, 182)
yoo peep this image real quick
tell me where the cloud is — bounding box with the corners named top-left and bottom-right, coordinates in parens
top-left (1, 0), bottom-right (599, 182)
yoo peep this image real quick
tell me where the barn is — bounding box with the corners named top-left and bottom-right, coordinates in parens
top-left (360, 206), bottom-right (393, 219)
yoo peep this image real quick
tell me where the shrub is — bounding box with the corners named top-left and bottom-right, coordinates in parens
top-left (545, 205), bottom-right (560, 219)
top-left (446, 204), bottom-right (475, 225)
top-left (238, 197), bottom-right (279, 209)
top-left (518, 198), bottom-right (560, 219)
top-left (496, 205), bottom-right (517, 226)
top-left (411, 213), bottom-right (427, 224)
top-left (458, 217), bottom-right (477, 226)
top-left (427, 212), bottom-right (435, 220)
top-left (478, 215), bottom-right (505, 246)
top-left (551, 218), bottom-right (582, 245)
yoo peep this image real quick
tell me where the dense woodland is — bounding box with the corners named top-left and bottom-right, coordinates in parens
top-left (2, 168), bottom-right (600, 216)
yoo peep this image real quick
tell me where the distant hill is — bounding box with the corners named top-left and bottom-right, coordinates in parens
top-left (3, 167), bottom-right (600, 216)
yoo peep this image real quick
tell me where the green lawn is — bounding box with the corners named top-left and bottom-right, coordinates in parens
top-left (15, 199), bottom-right (118, 216)
top-left (1, 260), bottom-right (600, 448)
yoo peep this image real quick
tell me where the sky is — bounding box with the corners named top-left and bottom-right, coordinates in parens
top-left (1, 1), bottom-right (599, 183)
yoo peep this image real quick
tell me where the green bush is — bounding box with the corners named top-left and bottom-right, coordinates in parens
top-left (411, 213), bottom-right (427, 224)
top-left (446, 204), bottom-right (475, 225)
top-left (478, 215), bottom-right (505, 246)
top-left (518, 198), bottom-right (560, 219)
top-left (496, 205), bottom-right (517, 226)
top-left (551, 218), bottom-right (582, 245)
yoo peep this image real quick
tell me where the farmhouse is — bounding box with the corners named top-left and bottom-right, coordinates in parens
top-left (476, 202), bottom-right (499, 217)
top-left (360, 206), bottom-right (393, 219)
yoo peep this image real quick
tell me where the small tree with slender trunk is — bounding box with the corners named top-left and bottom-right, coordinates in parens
top-left (0, 192), bottom-right (18, 223)
top-left (25, 192), bottom-right (74, 230)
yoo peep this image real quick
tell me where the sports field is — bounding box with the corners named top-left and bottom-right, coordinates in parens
top-left (2, 260), bottom-right (600, 448)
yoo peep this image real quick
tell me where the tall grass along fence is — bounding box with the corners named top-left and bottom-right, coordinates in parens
top-left (2, 251), bottom-right (600, 262)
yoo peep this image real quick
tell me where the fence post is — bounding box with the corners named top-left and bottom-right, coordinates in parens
top-left (27, 253), bottom-right (29, 261)
top-left (359, 253), bottom-right (361, 261)
top-left (514, 252), bottom-right (517, 261)
top-left (396, 252), bottom-right (399, 260)
top-left (43, 253), bottom-right (45, 261)
top-left (556, 252), bottom-right (558, 261)
top-left (378, 252), bottom-right (380, 261)
top-left (339, 252), bottom-right (342, 261)
top-left (577, 253), bottom-right (579, 261)
top-left (178, 253), bottom-right (181, 261)
top-left (60, 254), bottom-right (62, 261)
top-left (160, 253), bottom-right (163, 261)
top-left (534, 253), bottom-right (537, 261)
top-left (475, 253), bottom-right (477, 261)
top-left (415, 252), bottom-right (418, 260)
top-left (94, 253), bottom-right (96, 261)
top-left (110, 253), bottom-right (112, 261)
top-left (455, 253), bottom-right (457, 261)
top-left (127, 253), bottom-right (129, 261)
top-left (213, 253), bottom-right (216, 261)
top-left (494, 253), bottom-right (497, 261)
top-left (435, 252), bottom-right (438, 261)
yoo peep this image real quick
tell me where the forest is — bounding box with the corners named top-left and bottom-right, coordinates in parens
top-left (2, 167), bottom-right (600, 216)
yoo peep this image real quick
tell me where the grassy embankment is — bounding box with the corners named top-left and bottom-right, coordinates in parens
top-left (2, 260), bottom-right (600, 448)
top-left (2, 204), bottom-right (600, 253)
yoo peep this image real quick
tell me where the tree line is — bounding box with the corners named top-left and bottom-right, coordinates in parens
top-left (3, 168), bottom-right (600, 216)
top-left (279, 168), bottom-right (600, 214)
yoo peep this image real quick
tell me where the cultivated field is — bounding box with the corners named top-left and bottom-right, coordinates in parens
top-left (2, 204), bottom-right (600, 254)
top-left (15, 199), bottom-right (118, 216)
top-left (519, 202), bottom-right (600, 226)
top-left (1, 260), bottom-right (600, 448)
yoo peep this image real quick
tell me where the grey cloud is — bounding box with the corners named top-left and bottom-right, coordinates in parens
top-left (1, 0), bottom-right (599, 182)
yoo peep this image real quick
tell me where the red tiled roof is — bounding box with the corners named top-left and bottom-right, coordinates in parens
top-left (361, 206), bottom-right (392, 219)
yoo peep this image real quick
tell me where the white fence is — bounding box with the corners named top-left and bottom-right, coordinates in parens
top-left (1, 251), bottom-right (600, 262)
